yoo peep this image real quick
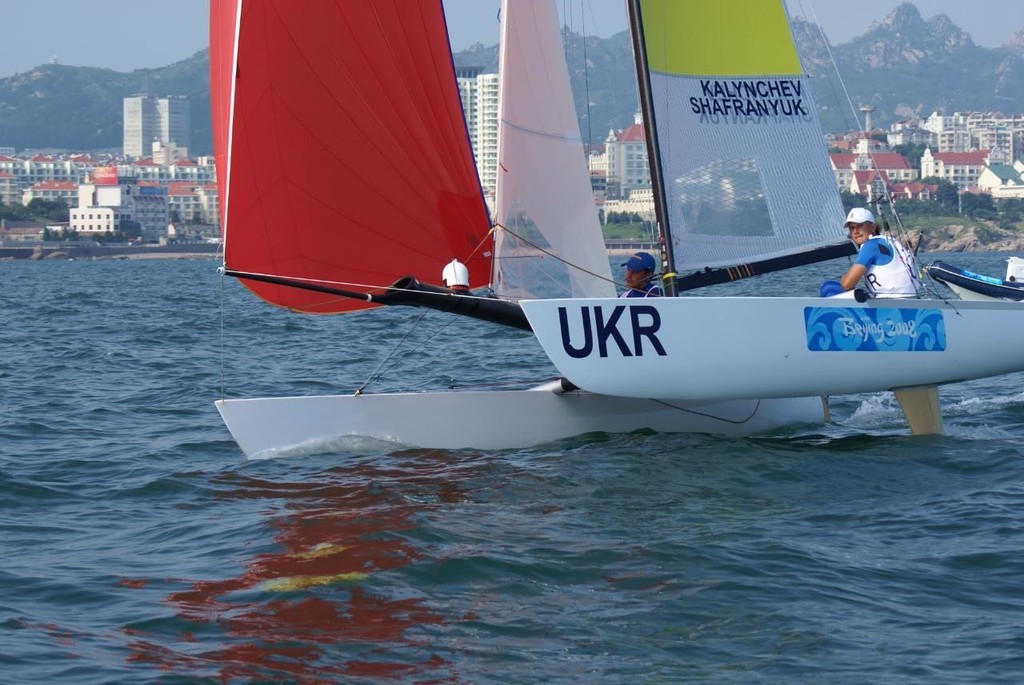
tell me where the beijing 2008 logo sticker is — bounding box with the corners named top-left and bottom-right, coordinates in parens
top-left (804, 307), bottom-right (946, 352)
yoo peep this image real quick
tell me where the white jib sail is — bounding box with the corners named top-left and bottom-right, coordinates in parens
top-left (492, 0), bottom-right (616, 300)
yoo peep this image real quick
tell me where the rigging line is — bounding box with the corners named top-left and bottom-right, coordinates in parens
top-left (355, 308), bottom-right (442, 394)
top-left (218, 264), bottom-right (226, 401)
top-left (459, 226), bottom-right (495, 264)
top-left (356, 309), bottom-right (478, 394)
top-left (650, 398), bottom-right (762, 425)
top-left (579, 0), bottom-right (593, 150)
top-left (801, 0), bottom-right (861, 136)
top-left (870, 196), bottom-right (935, 297)
top-left (492, 222), bottom-right (619, 289)
top-left (803, 0), bottom-right (913, 237)
top-left (802, 0), bottom-right (924, 291)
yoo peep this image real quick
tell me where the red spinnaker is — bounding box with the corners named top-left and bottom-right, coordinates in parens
top-left (210, 0), bottom-right (492, 313)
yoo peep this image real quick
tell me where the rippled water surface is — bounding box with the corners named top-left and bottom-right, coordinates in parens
top-left (2, 254), bottom-right (1024, 683)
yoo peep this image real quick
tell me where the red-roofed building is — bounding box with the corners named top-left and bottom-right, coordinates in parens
top-left (890, 182), bottom-right (938, 202)
top-left (167, 182), bottom-right (203, 224)
top-left (0, 220), bottom-right (45, 242)
top-left (118, 156), bottom-right (215, 185)
top-left (22, 180), bottom-right (79, 206)
top-left (849, 170), bottom-right (890, 199)
top-left (829, 150), bottom-right (916, 198)
top-left (604, 114), bottom-right (650, 198)
top-left (920, 148), bottom-right (991, 190)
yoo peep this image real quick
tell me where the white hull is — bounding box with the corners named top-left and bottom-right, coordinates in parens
top-left (216, 381), bottom-right (826, 457)
top-left (520, 296), bottom-right (1024, 400)
top-left (943, 282), bottom-right (1002, 302)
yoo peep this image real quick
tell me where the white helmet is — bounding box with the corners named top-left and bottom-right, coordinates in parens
top-left (442, 259), bottom-right (470, 287)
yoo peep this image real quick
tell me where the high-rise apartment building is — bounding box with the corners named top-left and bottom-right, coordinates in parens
top-left (456, 68), bottom-right (500, 196)
top-left (123, 95), bottom-right (190, 159)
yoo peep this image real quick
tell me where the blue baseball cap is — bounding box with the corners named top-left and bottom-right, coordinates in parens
top-left (623, 251), bottom-right (656, 272)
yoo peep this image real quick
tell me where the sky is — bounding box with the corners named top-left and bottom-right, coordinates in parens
top-left (1, 1), bottom-right (1022, 79)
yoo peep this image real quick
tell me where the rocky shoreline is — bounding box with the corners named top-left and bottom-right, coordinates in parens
top-left (905, 224), bottom-right (1024, 253)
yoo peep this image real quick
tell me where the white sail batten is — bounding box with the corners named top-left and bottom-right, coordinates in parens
top-left (492, 0), bottom-right (615, 300)
top-left (635, 0), bottom-right (847, 274)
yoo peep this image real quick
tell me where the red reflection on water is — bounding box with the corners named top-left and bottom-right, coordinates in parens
top-left (124, 459), bottom-right (471, 682)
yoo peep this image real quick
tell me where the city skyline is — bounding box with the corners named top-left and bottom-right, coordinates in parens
top-left (1, 1), bottom-right (1022, 79)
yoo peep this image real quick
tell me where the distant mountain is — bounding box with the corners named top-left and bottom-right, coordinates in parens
top-left (0, 50), bottom-right (211, 153)
top-left (792, 3), bottom-right (1024, 131)
top-left (0, 2), bottom-right (1021, 153)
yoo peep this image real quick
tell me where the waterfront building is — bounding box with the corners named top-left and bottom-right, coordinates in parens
top-left (920, 111), bottom-right (1024, 165)
top-left (116, 156), bottom-right (216, 186)
top-left (920, 148), bottom-right (991, 190)
top-left (0, 171), bottom-right (18, 206)
top-left (167, 182), bottom-right (203, 225)
top-left (70, 181), bottom-right (169, 241)
top-left (21, 179), bottom-right (79, 206)
top-left (889, 182), bottom-right (937, 202)
top-left (194, 183), bottom-right (220, 228)
top-left (603, 114), bottom-right (651, 200)
top-left (0, 221), bottom-right (44, 242)
top-left (0, 154), bottom-right (16, 179)
top-left (167, 181), bottom-right (221, 227)
top-left (602, 187), bottom-right (656, 222)
top-left (977, 162), bottom-right (1024, 199)
top-left (829, 149), bottom-right (916, 198)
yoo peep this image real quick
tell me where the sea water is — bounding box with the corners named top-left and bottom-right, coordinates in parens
top-left (2, 254), bottom-right (1024, 683)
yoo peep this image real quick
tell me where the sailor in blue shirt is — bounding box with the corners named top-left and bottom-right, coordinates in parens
top-left (619, 251), bottom-right (663, 298)
top-left (836, 208), bottom-right (921, 298)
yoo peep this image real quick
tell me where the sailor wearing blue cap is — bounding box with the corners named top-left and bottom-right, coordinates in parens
top-left (620, 251), bottom-right (662, 298)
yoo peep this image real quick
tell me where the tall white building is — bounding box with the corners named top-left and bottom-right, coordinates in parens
top-left (456, 68), bottom-right (500, 196)
top-left (123, 95), bottom-right (190, 159)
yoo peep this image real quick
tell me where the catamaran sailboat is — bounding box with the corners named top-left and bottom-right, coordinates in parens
top-left (211, 0), bottom-right (826, 457)
top-left (521, 0), bottom-right (1024, 436)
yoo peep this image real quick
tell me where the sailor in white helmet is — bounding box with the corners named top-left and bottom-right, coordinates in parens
top-left (836, 207), bottom-right (921, 298)
top-left (441, 259), bottom-right (472, 295)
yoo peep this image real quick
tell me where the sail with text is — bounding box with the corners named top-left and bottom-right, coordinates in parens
top-left (629, 0), bottom-right (855, 291)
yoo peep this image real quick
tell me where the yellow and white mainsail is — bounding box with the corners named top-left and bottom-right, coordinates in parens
top-left (630, 0), bottom-right (853, 290)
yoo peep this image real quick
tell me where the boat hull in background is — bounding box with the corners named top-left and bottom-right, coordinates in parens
top-left (216, 383), bottom-right (826, 457)
top-left (925, 260), bottom-right (1024, 302)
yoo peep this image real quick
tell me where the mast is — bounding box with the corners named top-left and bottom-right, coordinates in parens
top-left (626, 0), bottom-right (677, 297)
